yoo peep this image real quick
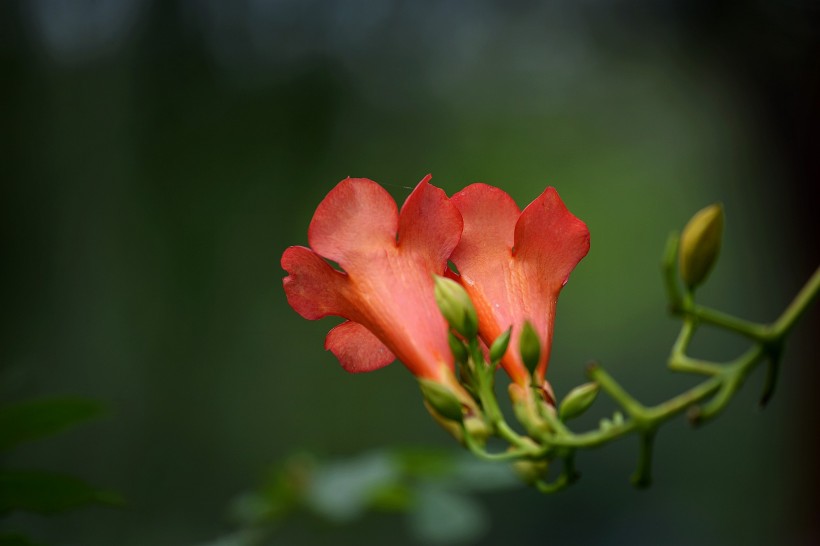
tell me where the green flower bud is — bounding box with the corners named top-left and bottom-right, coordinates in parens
top-left (418, 379), bottom-right (464, 422)
top-left (489, 327), bottom-right (512, 363)
top-left (519, 321), bottom-right (541, 376)
top-left (678, 203), bottom-right (724, 290)
top-left (433, 275), bottom-right (479, 339)
top-left (448, 332), bottom-right (468, 364)
top-left (558, 382), bottom-right (600, 421)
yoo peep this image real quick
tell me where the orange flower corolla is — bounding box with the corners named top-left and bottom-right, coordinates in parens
top-left (281, 176), bottom-right (464, 387)
top-left (449, 184), bottom-right (590, 393)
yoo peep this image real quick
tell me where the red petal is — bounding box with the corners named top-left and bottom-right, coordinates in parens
top-left (325, 320), bottom-right (396, 373)
top-left (397, 175), bottom-right (463, 270)
top-left (449, 183), bottom-right (520, 267)
top-left (308, 178), bottom-right (399, 272)
top-left (449, 183), bottom-right (520, 331)
top-left (281, 246), bottom-right (350, 320)
top-left (513, 187), bottom-right (590, 292)
top-left (449, 184), bottom-right (527, 384)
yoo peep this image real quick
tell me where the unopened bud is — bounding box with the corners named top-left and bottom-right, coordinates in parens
top-left (418, 379), bottom-right (463, 422)
top-left (512, 458), bottom-right (550, 485)
top-left (678, 203), bottom-right (724, 290)
top-left (558, 382), bottom-right (600, 421)
top-left (519, 321), bottom-right (541, 376)
top-left (464, 415), bottom-right (491, 445)
top-left (433, 276), bottom-right (478, 339)
top-left (489, 327), bottom-right (512, 363)
top-left (448, 332), bottom-right (468, 364)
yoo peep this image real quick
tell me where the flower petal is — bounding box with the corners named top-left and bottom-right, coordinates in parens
top-left (325, 320), bottom-right (396, 373)
top-left (449, 183), bottom-right (520, 267)
top-left (449, 184), bottom-right (527, 384)
top-left (281, 246), bottom-right (350, 320)
top-left (397, 175), bottom-right (463, 269)
top-left (513, 187), bottom-right (590, 291)
top-left (308, 178), bottom-right (399, 271)
top-left (449, 183), bottom-right (522, 343)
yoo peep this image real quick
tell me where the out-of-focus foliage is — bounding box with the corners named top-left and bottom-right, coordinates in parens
top-left (200, 449), bottom-right (520, 546)
top-left (0, 397), bottom-right (120, 543)
top-left (0, 398), bottom-right (105, 452)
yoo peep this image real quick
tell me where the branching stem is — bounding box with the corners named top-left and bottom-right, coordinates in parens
top-left (450, 237), bottom-right (818, 492)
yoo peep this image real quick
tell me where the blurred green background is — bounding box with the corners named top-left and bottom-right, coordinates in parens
top-left (1, 1), bottom-right (818, 544)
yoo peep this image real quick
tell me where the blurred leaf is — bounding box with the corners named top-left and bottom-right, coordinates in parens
top-left (0, 397), bottom-right (105, 452)
top-left (446, 454), bottom-right (520, 491)
top-left (0, 533), bottom-right (44, 546)
top-left (0, 470), bottom-right (123, 515)
top-left (391, 448), bottom-right (455, 478)
top-left (367, 482), bottom-right (414, 512)
top-left (193, 529), bottom-right (265, 546)
top-left (305, 451), bottom-right (397, 522)
top-left (410, 486), bottom-right (488, 544)
top-left (228, 492), bottom-right (276, 527)
top-left (229, 453), bottom-right (315, 527)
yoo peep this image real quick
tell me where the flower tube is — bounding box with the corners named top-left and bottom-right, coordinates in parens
top-left (281, 175), bottom-right (475, 416)
top-left (449, 183), bottom-right (590, 401)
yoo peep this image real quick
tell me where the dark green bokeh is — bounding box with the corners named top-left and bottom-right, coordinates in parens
top-left (1, 2), bottom-right (818, 545)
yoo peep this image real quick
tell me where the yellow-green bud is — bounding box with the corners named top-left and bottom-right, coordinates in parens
top-left (519, 321), bottom-right (541, 376)
top-left (558, 382), bottom-right (600, 421)
top-left (489, 327), bottom-right (512, 363)
top-left (433, 275), bottom-right (479, 339)
top-left (418, 379), bottom-right (463, 422)
top-left (512, 458), bottom-right (550, 485)
top-left (678, 203), bottom-right (724, 290)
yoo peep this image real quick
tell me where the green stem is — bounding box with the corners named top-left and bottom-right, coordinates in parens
top-left (771, 266), bottom-right (820, 338)
top-left (631, 430), bottom-right (656, 488)
top-left (534, 464), bottom-right (574, 494)
top-left (586, 364), bottom-right (647, 420)
top-left (669, 355), bottom-right (723, 376)
top-left (685, 304), bottom-right (768, 340)
top-left (494, 419), bottom-right (533, 451)
top-left (468, 346), bottom-right (541, 454)
top-left (461, 425), bottom-right (532, 461)
top-left (643, 375), bottom-right (724, 421)
top-left (538, 398), bottom-right (572, 436)
top-left (550, 419), bottom-right (638, 449)
top-left (668, 318), bottom-right (723, 375)
top-left (759, 347), bottom-right (782, 407)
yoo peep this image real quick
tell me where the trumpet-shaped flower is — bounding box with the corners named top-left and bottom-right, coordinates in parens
top-left (281, 176), bottom-right (465, 390)
top-left (449, 184), bottom-right (590, 391)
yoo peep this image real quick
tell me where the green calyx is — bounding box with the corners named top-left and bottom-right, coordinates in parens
top-left (418, 379), bottom-right (464, 422)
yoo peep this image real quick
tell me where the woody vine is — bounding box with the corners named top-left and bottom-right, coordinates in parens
top-left (281, 176), bottom-right (819, 493)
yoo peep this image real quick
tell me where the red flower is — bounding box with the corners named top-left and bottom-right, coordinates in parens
top-left (281, 176), bottom-right (464, 387)
top-left (449, 184), bottom-right (590, 391)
